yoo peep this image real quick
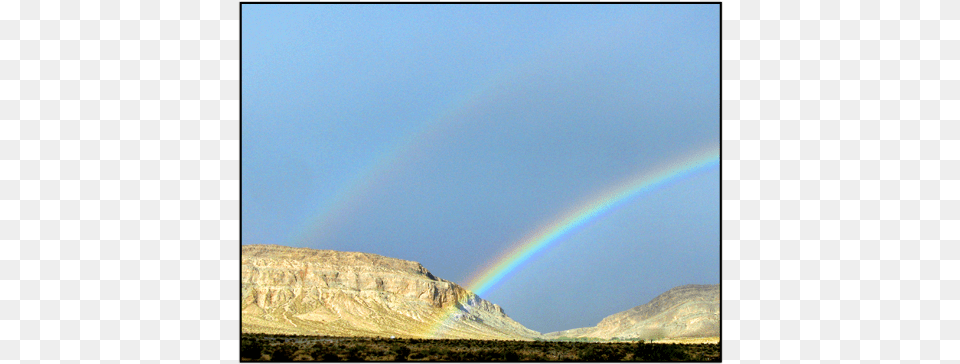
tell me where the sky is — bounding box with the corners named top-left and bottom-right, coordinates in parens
top-left (242, 4), bottom-right (719, 334)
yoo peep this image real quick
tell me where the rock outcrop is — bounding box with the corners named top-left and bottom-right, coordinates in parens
top-left (544, 284), bottom-right (719, 340)
top-left (241, 244), bottom-right (541, 340)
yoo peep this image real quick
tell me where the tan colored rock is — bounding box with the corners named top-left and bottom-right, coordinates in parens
top-left (241, 244), bottom-right (540, 340)
top-left (544, 284), bottom-right (719, 340)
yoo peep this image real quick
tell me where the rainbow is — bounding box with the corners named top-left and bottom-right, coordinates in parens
top-left (425, 148), bottom-right (719, 338)
top-left (286, 77), bottom-right (503, 246)
top-left (285, 14), bottom-right (644, 248)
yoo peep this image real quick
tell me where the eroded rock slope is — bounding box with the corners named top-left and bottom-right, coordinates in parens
top-left (544, 284), bottom-right (719, 340)
top-left (241, 244), bottom-right (541, 340)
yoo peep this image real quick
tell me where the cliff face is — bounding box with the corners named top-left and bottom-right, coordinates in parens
top-left (241, 244), bottom-right (541, 340)
top-left (545, 284), bottom-right (719, 340)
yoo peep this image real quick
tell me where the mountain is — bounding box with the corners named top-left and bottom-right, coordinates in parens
top-left (241, 244), bottom-right (541, 340)
top-left (544, 284), bottom-right (719, 341)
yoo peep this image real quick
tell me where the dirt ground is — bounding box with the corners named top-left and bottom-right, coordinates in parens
top-left (650, 337), bottom-right (720, 344)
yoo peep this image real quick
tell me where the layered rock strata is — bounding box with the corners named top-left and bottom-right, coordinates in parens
top-left (241, 244), bottom-right (541, 340)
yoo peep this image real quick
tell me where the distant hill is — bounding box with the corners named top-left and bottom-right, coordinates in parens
top-left (241, 244), bottom-right (541, 340)
top-left (544, 284), bottom-right (719, 341)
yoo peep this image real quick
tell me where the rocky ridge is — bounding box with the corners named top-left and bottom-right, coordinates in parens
top-left (241, 244), bottom-right (541, 340)
top-left (544, 284), bottom-right (720, 340)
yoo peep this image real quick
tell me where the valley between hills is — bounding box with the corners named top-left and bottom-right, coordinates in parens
top-left (241, 244), bottom-right (719, 343)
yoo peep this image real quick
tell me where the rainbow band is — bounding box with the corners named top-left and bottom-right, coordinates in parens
top-left (285, 82), bottom-right (497, 247)
top-left (287, 14), bottom-right (645, 249)
top-left (469, 149), bottom-right (719, 297)
top-left (425, 149), bottom-right (719, 337)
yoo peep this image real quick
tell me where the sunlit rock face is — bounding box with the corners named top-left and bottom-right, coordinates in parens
top-left (544, 284), bottom-right (720, 341)
top-left (241, 244), bottom-right (540, 340)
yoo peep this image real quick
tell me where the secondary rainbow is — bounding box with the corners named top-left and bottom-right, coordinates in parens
top-left (285, 17), bottom-right (638, 248)
top-left (285, 54), bottom-right (544, 247)
top-left (425, 149), bottom-right (719, 337)
top-left (285, 76), bottom-right (504, 247)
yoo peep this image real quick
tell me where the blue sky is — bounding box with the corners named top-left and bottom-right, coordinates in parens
top-left (242, 4), bottom-right (719, 334)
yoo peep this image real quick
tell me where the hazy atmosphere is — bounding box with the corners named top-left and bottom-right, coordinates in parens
top-left (242, 4), bottom-right (719, 333)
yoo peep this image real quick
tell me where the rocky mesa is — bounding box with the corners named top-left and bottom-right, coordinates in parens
top-left (241, 244), bottom-right (541, 340)
top-left (544, 284), bottom-right (719, 341)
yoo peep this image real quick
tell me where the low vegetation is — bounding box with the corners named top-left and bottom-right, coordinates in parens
top-left (241, 333), bottom-right (720, 361)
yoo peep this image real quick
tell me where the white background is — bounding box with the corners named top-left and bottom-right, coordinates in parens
top-left (6, 0), bottom-right (955, 361)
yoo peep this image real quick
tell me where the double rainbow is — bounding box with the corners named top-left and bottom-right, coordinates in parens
top-left (286, 13), bottom-right (649, 249)
top-left (425, 148), bottom-right (719, 337)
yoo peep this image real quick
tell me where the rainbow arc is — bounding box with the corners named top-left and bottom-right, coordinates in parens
top-left (424, 149), bottom-right (719, 338)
